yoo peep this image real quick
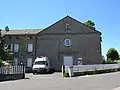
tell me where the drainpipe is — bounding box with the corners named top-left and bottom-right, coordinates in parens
top-left (34, 34), bottom-right (38, 59)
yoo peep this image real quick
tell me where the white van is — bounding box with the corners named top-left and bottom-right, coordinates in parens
top-left (32, 56), bottom-right (51, 74)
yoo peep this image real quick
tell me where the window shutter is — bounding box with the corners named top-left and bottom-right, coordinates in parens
top-left (28, 44), bottom-right (33, 52)
top-left (14, 44), bottom-right (19, 52)
top-left (10, 44), bottom-right (13, 52)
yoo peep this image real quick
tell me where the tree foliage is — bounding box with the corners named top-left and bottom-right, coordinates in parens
top-left (102, 55), bottom-right (106, 63)
top-left (0, 57), bottom-right (4, 67)
top-left (5, 26), bottom-right (9, 32)
top-left (102, 56), bottom-right (105, 61)
top-left (0, 31), bottom-right (6, 61)
top-left (0, 30), bottom-right (12, 64)
top-left (106, 48), bottom-right (119, 61)
top-left (84, 20), bottom-right (95, 29)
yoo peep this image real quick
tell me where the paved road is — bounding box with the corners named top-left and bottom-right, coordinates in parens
top-left (1, 72), bottom-right (120, 90)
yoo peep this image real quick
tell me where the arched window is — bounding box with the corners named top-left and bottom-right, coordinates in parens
top-left (64, 39), bottom-right (72, 47)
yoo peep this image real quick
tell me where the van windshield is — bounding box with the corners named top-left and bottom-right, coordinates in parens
top-left (34, 61), bottom-right (46, 65)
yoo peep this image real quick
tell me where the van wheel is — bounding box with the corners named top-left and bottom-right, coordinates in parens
top-left (49, 68), bottom-right (55, 73)
top-left (33, 71), bottom-right (36, 75)
top-left (33, 72), bottom-right (35, 75)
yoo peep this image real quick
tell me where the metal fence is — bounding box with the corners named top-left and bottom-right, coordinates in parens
top-left (0, 66), bottom-right (24, 74)
top-left (65, 64), bottom-right (120, 73)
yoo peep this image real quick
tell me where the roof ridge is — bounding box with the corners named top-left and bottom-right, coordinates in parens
top-left (1, 28), bottom-right (43, 35)
top-left (66, 16), bottom-right (101, 34)
top-left (8, 28), bottom-right (42, 30)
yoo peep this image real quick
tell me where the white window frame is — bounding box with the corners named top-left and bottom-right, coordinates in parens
top-left (64, 39), bottom-right (72, 47)
top-left (27, 58), bottom-right (32, 67)
top-left (28, 44), bottom-right (33, 52)
top-left (14, 44), bottom-right (19, 52)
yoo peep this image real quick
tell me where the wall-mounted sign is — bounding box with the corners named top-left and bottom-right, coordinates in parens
top-left (78, 58), bottom-right (82, 60)
top-left (78, 57), bottom-right (83, 65)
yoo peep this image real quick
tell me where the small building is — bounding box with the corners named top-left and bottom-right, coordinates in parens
top-left (2, 16), bottom-right (102, 71)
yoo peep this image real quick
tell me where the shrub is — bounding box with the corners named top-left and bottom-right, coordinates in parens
top-left (0, 58), bottom-right (5, 67)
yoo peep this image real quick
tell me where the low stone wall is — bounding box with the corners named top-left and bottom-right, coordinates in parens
top-left (0, 74), bottom-right (25, 81)
top-left (73, 68), bottom-right (119, 76)
top-left (63, 68), bottom-right (120, 77)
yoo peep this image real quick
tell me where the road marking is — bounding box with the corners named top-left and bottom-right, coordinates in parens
top-left (0, 80), bottom-right (21, 85)
top-left (111, 87), bottom-right (120, 90)
top-left (0, 81), bottom-right (13, 84)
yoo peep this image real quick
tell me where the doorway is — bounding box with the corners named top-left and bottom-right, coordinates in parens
top-left (63, 56), bottom-right (73, 66)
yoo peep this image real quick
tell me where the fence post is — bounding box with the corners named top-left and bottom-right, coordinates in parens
top-left (62, 65), bottom-right (65, 77)
top-left (21, 63), bottom-right (25, 79)
top-left (23, 64), bottom-right (25, 79)
top-left (68, 66), bottom-right (74, 77)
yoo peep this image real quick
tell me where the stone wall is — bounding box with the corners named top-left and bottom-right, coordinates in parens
top-left (0, 73), bottom-right (25, 81)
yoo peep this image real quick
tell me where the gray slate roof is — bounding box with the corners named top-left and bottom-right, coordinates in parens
top-left (1, 29), bottom-right (42, 35)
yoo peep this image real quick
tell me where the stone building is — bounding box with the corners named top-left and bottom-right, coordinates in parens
top-left (2, 16), bottom-right (102, 71)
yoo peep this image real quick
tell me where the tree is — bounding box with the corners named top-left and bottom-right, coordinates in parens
top-left (0, 30), bottom-right (6, 61)
top-left (106, 48), bottom-right (119, 61)
top-left (0, 57), bottom-right (4, 67)
top-left (0, 30), bottom-right (12, 61)
top-left (102, 55), bottom-right (106, 63)
top-left (5, 26), bottom-right (9, 32)
top-left (84, 20), bottom-right (95, 29)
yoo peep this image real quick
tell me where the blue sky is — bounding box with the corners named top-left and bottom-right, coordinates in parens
top-left (0, 0), bottom-right (120, 57)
